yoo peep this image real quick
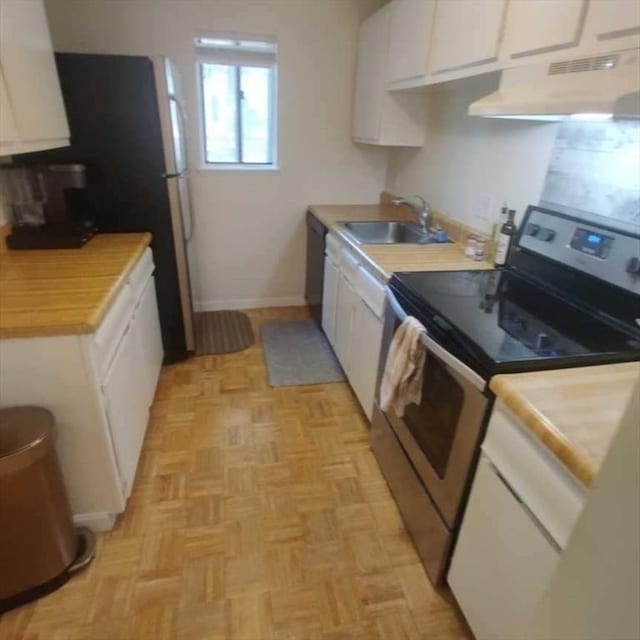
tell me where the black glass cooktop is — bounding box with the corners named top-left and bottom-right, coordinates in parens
top-left (390, 268), bottom-right (640, 378)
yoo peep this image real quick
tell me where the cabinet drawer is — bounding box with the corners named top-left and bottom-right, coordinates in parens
top-left (92, 283), bottom-right (135, 380)
top-left (339, 246), bottom-right (360, 284)
top-left (355, 265), bottom-right (386, 319)
top-left (325, 232), bottom-right (341, 264)
top-left (482, 401), bottom-right (586, 549)
top-left (128, 247), bottom-right (154, 303)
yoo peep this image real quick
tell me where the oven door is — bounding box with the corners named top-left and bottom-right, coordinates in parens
top-left (378, 287), bottom-right (492, 529)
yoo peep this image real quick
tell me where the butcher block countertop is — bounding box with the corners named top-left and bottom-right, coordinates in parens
top-left (0, 231), bottom-right (152, 339)
top-left (308, 203), bottom-right (492, 279)
top-left (490, 362), bottom-right (640, 487)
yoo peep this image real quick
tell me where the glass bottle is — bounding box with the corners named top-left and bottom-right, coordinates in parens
top-left (494, 209), bottom-right (517, 266)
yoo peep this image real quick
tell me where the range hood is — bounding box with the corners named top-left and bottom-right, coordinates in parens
top-left (469, 49), bottom-right (640, 121)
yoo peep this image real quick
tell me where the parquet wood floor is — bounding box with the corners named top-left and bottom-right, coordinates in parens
top-left (0, 307), bottom-right (470, 640)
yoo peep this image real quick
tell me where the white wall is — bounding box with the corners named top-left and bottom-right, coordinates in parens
top-left (43, 0), bottom-right (387, 309)
top-left (385, 74), bottom-right (559, 233)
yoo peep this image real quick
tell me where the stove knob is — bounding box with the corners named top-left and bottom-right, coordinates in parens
top-left (627, 257), bottom-right (640, 275)
top-left (536, 333), bottom-right (551, 350)
top-left (539, 228), bottom-right (556, 242)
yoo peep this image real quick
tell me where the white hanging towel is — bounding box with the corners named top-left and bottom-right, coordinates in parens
top-left (380, 316), bottom-right (427, 416)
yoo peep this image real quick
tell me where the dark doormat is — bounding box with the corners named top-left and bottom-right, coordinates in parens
top-left (194, 311), bottom-right (254, 355)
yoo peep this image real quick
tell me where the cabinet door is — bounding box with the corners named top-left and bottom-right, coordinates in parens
top-left (334, 272), bottom-right (358, 374)
top-left (349, 298), bottom-right (384, 420)
top-left (387, 0), bottom-right (437, 82)
top-left (134, 276), bottom-right (164, 410)
top-left (352, 5), bottom-right (390, 141)
top-left (103, 322), bottom-right (150, 499)
top-left (502, 0), bottom-right (587, 60)
top-left (321, 256), bottom-right (340, 347)
top-left (0, 0), bottom-right (69, 153)
top-left (430, 0), bottom-right (507, 73)
top-left (448, 456), bottom-right (560, 640)
top-left (0, 65), bottom-right (18, 149)
top-left (583, 0), bottom-right (640, 49)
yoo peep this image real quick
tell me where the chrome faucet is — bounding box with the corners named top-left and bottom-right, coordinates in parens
top-left (392, 195), bottom-right (431, 232)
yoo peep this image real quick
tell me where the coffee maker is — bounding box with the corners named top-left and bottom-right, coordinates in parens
top-left (1, 164), bottom-right (96, 249)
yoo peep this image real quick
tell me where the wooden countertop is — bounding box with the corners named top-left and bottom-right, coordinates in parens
top-left (308, 203), bottom-right (492, 279)
top-left (0, 232), bottom-right (152, 339)
top-left (490, 362), bottom-right (640, 486)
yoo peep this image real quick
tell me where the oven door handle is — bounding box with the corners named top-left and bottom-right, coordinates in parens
top-left (385, 286), bottom-right (487, 393)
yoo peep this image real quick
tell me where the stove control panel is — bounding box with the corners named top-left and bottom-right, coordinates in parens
top-left (516, 207), bottom-right (640, 295)
top-left (569, 228), bottom-right (614, 259)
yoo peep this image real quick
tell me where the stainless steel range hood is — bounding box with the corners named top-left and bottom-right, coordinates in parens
top-left (469, 49), bottom-right (640, 121)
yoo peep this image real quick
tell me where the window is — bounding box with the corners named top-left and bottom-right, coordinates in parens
top-left (196, 35), bottom-right (277, 168)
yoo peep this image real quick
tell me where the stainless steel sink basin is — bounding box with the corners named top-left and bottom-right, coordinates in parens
top-left (338, 221), bottom-right (451, 245)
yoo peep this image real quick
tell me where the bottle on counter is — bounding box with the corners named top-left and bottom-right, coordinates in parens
top-left (489, 203), bottom-right (508, 263)
top-left (494, 209), bottom-right (517, 266)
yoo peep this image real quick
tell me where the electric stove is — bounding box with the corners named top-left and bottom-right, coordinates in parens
top-left (389, 205), bottom-right (640, 380)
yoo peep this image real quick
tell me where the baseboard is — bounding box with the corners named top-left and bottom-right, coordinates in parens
top-left (73, 512), bottom-right (117, 532)
top-left (195, 296), bottom-right (307, 312)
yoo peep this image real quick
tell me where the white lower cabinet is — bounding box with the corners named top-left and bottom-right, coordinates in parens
top-left (448, 400), bottom-right (586, 640)
top-left (0, 247), bottom-right (164, 531)
top-left (101, 264), bottom-right (163, 501)
top-left (321, 254), bottom-right (340, 347)
top-left (102, 322), bottom-right (150, 500)
top-left (324, 235), bottom-right (387, 420)
top-left (448, 456), bottom-right (560, 640)
top-left (135, 276), bottom-right (164, 409)
top-left (334, 271), bottom-right (358, 375)
top-left (349, 297), bottom-right (384, 420)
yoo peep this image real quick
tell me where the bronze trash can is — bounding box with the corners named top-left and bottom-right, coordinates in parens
top-left (0, 407), bottom-right (95, 612)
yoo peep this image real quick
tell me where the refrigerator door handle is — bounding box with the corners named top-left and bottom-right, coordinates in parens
top-left (181, 178), bottom-right (194, 243)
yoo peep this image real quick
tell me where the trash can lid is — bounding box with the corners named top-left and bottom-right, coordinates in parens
top-left (0, 406), bottom-right (55, 459)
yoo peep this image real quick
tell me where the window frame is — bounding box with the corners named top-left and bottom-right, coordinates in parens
top-left (195, 36), bottom-right (278, 171)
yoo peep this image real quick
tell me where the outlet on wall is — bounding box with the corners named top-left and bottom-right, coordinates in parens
top-left (472, 193), bottom-right (494, 223)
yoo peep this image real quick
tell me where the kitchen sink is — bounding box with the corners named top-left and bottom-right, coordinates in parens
top-left (338, 221), bottom-right (451, 245)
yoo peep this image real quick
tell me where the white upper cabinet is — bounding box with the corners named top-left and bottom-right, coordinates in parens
top-left (429, 0), bottom-right (507, 74)
top-left (582, 0), bottom-right (640, 53)
top-left (352, 3), bottom-right (426, 146)
top-left (387, 0), bottom-right (437, 82)
top-left (501, 0), bottom-right (588, 61)
top-left (358, 0), bottom-right (638, 94)
top-left (353, 5), bottom-right (388, 142)
top-left (0, 0), bottom-right (70, 156)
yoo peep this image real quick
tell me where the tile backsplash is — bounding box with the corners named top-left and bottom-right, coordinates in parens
top-left (540, 119), bottom-right (640, 233)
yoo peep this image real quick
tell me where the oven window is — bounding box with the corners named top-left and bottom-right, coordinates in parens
top-left (403, 353), bottom-right (464, 479)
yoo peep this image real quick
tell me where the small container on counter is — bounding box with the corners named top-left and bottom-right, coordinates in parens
top-left (465, 235), bottom-right (478, 257)
top-left (474, 238), bottom-right (487, 261)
